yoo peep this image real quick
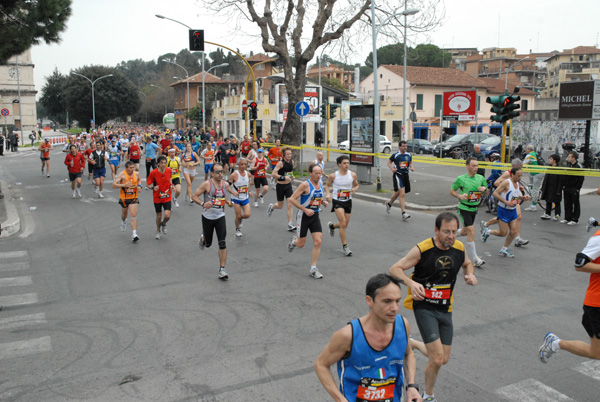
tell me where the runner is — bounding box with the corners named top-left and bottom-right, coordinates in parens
top-left (144, 136), bottom-right (161, 181)
top-left (250, 148), bottom-right (269, 208)
top-left (386, 140), bottom-right (414, 220)
top-left (84, 140), bottom-right (94, 180)
top-left (166, 148), bottom-right (182, 208)
top-left (314, 273), bottom-right (421, 402)
top-left (64, 145), bottom-right (85, 198)
top-left (314, 151), bottom-right (325, 175)
top-left (127, 137), bottom-right (142, 172)
top-left (240, 135), bottom-right (252, 158)
top-left (481, 167), bottom-right (531, 257)
top-left (147, 156), bottom-right (174, 240)
top-left (217, 137), bottom-right (232, 179)
top-left (107, 138), bottom-right (122, 180)
top-left (267, 138), bottom-right (282, 187)
top-left (325, 155), bottom-right (359, 257)
top-left (182, 143), bottom-right (201, 203)
top-left (228, 136), bottom-right (239, 176)
top-left (200, 141), bottom-right (215, 181)
top-left (389, 212), bottom-right (478, 402)
top-left (192, 163), bottom-right (239, 280)
top-left (38, 138), bottom-right (53, 177)
top-left (228, 158), bottom-right (253, 237)
top-left (450, 157), bottom-right (488, 267)
top-left (287, 163), bottom-right (328, 279)
top-left (267, 147), bottom-right (296, 231)
top-left (112, 161), bottom-right (142, 242)
top-left (539, 228), bottom-right (600, 362)
top-left (88, 141), bottom-right (110, 198)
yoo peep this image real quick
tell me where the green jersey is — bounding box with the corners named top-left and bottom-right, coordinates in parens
top-left (452, 173), bottom-right (487, 212)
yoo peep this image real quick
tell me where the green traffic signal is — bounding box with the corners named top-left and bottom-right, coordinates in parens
top-left (320, 103), bottom-right (328, 120)
top-left (329, 103), bottom-right (339, 119)
top-left (241, 110), bottom-right (246, 120)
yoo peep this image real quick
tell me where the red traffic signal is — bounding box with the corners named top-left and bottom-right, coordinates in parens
top-left (249, 102), bottom-right (258, 119)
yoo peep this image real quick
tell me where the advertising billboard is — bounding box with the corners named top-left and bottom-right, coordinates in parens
top-left (442, 90), bottom-right (477, 121)
top-left (274, 84), bottom-right (322, 123)
top-left (349, 105), bottom-right (375, 166)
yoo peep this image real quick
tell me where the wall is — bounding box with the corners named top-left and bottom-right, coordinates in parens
top-left (511, 120), bottom-right (600, 154)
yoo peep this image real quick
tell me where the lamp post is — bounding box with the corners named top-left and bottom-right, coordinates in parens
top-left (402, 5), bottom-right (420, 143)
top-left (203, 63), bottom-right (229, 132)
top-left (162, 59), bottom-right (190, 116)
top-left (71, 72), bottom-right (114, 128)
top-left (370, 2), bottom-right (419, 190)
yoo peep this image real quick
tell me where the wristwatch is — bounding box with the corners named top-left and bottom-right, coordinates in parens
top-left (406, 384), bottom-right (419, 392)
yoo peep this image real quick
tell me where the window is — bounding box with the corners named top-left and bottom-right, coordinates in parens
top-left (434, 94), bottom-right (442, 117)
top-left (476, 95), bottom-right (480, 111)
top-left (416, 94), bottom-right (424, 110)
top-left (522, 99), bottom-right (528, 111)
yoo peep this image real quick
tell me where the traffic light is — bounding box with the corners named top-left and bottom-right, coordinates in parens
top-left (320, 102), bottom-right (328, 120)
top-left (329, 103), bottom-right (339, 119)
top-left (486, 95), bottom-right (508, 123)
top-left (241, 109), bottom-right (246, 120)
top-left (249, 102), bottom-right (258, 120)
top-left (504, 95), bottom-right (521, 120)
top-left (198, 109), bottom-right (203, 121)
top-left (189, 30), bottom-right (204, 51)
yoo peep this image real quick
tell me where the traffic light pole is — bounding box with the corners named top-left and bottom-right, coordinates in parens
top-left (501, 121), bottom-right (508, 163)
top-left (326, 104), bottom-right (330, 161)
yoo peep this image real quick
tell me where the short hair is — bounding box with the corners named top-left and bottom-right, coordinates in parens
top-left (510, 166), bottom-right (522, 175)
top-left (568, 150), bottom-right (578, 160)
top-left (336, 154), bottom-right (350, 165)
top-left (398, 140), bottom-right (407, 147)
top-left (366, 274), bottom-right (402, 301)
top-left (124, 161), bottom-right (135, 168)
top-left (511, 158), bottom-right (522, 168)
top-left (238, 157), bottom-right (248, 166)
top-left (282, 147), bottom-right (292, 155)
top-left (435, 212), bottom-right (460, 230)
top-left (549, 154), bottom-right (560, 164)
top-left (69, 145), bottom-right (77, 150)
top-left (308, 163), bottom-right (321, 173)
top-left (210, 162), bottom-right (223, 172)
top-left (156, 155), bottom-right (167, 164)
top-left (526, 144), bottom-right (535, 152)
top-left (465, 156), bottom-right (477, 166)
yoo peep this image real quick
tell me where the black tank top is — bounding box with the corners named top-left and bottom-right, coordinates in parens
top-left (278, 159), bottom-right (294, 184)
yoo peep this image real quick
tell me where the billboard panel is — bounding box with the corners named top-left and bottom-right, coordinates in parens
top-left (442, 90), bottom-right (477, 121)
top-left (349, 105), bottom-right (375, 166)
top-left (274, 84), bottom-right (322, 123)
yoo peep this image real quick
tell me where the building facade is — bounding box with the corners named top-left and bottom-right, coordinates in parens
top-left (542, 46), bottom-right (600, 98)
top-left (0, 49), bottom-right (37, 135)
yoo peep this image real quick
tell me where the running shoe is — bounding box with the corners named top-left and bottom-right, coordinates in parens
top-left (343, 245), bottom-right (353, 256)
top-left (473, 257), bottom-right (485, 268)
top-left (567, 220), bottom-right (579, 226)
top-left (132, 234), bottom-right (140, 243)
top-left (161, 223), bottom-right (167, 234)
top-left (155, 231), bottom-right (161, 240)
top-left (560, 219), bottom-right (569, 224)
top-left (385, 201), bottom-right (391, 214)
top-left (540, 213), bottom-right (551, 220)
top-left (76, 189), bottom-right (82, 198)
top-left (586, 217), bottom-right (596, 232)
top-left (499, 248), bottom-right (514, 258)
top-left (198, 234), bottom-right (205, 250)
top-left (254, 202), bottom-right (259, 208)
top-left (309, 267), bottom-right (323, 279)
top-left (288, 235), bottom-right (297, 252)
top-left (235, 229), bottom-right (243, 237)
top-left (481, 226), bottom-right (490, 243)
top-left (218, 267), bottom-right (229, 280)
top-left (267, 203), bottom-right (274, 217)
top-left (524, 205), bottom-right (537, 212)
top-left (402, 212), bottom-right (411, 221)
top-left (287, 222), bottom-right (296, 231)
top-left (47, 174), bottom-right (50, 178)
top-left (174, 198), bottom-right (179, 208)
top-left (552, 215), bottom-right (560, 221)
top-left (260, 195), bottom-right (264, 204)
top-left (328, 222), bottom-right (335, 237)
top-left (72, 191), bottom-right (77, 199)
top-left (514, 237), bottom-right (529, 247)
top-left (539, 332), bottom-right (559, 363)
top-left (480, 220), bottom-right (487, 235)
top-left (120, 220), bottom-right (127, 232)
top-left (422, 397), bottom-right (438, 402)
top-left (98, 192), bottom-right (104, 199)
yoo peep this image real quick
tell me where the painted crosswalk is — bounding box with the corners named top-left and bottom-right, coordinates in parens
top-left (0, 250), bottom-right (53, 360)
top-left (572, 360), bottom-right (600, 381)
top-left (496, 379), bottom-right (576, 402)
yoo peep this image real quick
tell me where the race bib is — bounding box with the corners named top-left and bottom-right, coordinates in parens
top-left (131, 150), bottom-right (139, 158)
top-left (337, 189), bottom-right (351, 200)
top-left (171, 168), bottom-right (179, 175)
top-left (212, 197), bottom-right (226, 208)
top-left (257, 169), bottom-right (266, 176)
top-left (124, 187), bottom-right (137, 196)
top-left (399, 161), bottom-right (408, 168)
top-left (424, 287), bottom-right (451, 301)
top-left (356, 377), bottom-right (397, 402)
top-left (146, 157), bottom-right (151, 162)
top-left (159, 191), bottom-right (169, 199)
top-left (309, 197), bottom-right (322, 209)
top-left (467, 191), bottom-right (481, 201)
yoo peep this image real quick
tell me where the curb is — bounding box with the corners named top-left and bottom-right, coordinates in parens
top-left (0, 180), bottom-right (20, 238)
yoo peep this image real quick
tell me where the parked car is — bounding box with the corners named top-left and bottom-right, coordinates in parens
top-left (406, 138), bottom-right (434, 154)
top-left (479, 135), bottom-right (510, 160)
top-left (338, 135), bottom-right (392, 154)
top-left (433, 133), bottom-right (493, 158)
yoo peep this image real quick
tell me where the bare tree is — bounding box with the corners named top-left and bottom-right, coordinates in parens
top-left (199, 0), bottom-right (444, 145)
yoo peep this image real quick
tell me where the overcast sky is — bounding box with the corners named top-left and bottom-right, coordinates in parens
top-left (31, 0), bottom-right (600, 97)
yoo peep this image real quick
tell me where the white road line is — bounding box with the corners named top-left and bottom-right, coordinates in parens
top-left (0, 262), bottom-right (29, 272)
top-left (496, 379), bottom-right (576, 402)
top-left (0, 276), bottom-right (32, 287)
top-left (0, 313), bottom-right (46, 330)
top-left (0, 293), bottom-right (38, 307)
top-left (0, 336), bottom-right (52, 360)
top-left (572, 360), bottom-right (600, 381)
top-left (0, 250), bottom-right (28, 259)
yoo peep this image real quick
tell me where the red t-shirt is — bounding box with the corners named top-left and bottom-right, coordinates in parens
top-left (160, 139), bottom-right (171, 153)
top-left (64, 153), bottom-right (86, 173)
top-left (129, 144), bottom-right (141, 160)
top-left (148, 167), bottom-right (173, 203)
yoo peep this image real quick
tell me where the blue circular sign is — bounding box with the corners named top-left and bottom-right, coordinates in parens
top-left (295, 101), bottom-right (310, 117)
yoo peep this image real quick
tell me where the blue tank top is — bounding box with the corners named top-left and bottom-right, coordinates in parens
top-left (299, 180), bottom-right (323, 210)
top-left (337, 316), bottom-right (407, 402)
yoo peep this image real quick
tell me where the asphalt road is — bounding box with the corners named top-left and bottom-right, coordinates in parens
top-left (1, 148), bottom-right (600, 402)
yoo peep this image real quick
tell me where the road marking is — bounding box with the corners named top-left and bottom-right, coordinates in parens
top-left (0, 262), bottom-right (29, 272)
top-left (0, 250), bottom-right (27, 259)
top-left (0, 293), bottom-right (38, 307)
top-left (0, 313), bottom-right (46, 330)
top-left (572, 360), bottom-right (600, 381)
top-left (0, 336), bottom-right (52, 360)
top-left (0, 276), bottom-right (32, 287)
top-left (496, 379), bottom-right (575, 402)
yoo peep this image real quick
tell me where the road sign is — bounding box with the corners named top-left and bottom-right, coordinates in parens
top-left (1, 108), bottom-right (9, 116)
top-left (442, 90), bottom-right (477, 121)
top-left (295, 101), bottom-right (310, 117)
top-left (410, 111), bottom-right (417, 122)
top-left (242, 99), bottom-right (248, 112)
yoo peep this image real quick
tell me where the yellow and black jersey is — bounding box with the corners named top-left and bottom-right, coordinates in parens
top-left (404, 237), bottom-right (465, 313)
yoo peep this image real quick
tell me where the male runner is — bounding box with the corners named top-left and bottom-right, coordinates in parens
top-left (192, 163), bottom-right (239, 280)
top-left (200, 141), bottom-right (215, 181)
top-left (389, 212), bottom-right (477, 402)
top-left (325, 154), bottom-right (359, 256)
top-left (481, 167), bottom-right (531, 257)
top-left (314, 273), bottom-right (421, 402)
top-left (38, 138), bottom-right (54, 177)
top-left (267, 147), bottom-right (296, 231)
top-left (127, 137), bottom-right (141, 172)
top-left (450, 157), bottom-right (488, 267)
top-left (166, 148), bottom-right (182, 207)
top-left (539, 228), bottom-right (600, 362)
top-left (386, 140), bottom-right (414, 220)
top-left (240, 135), bottom-right (252, 158)
top-left (64, 145), bottom-right (85, 198)
top-left (112, 161), bottom-right (142, 242)
top-left (228, 136), bottom-right (239, 176)
top-left (147, 155), bottom-right (173, 239)
top-left (229, 158), bottom-right (253, 237)
top-left (217, 137), bottom-right (232, 178)
top-left (144, 136), bottom-right (160, 181)
top-left (267, 138), bottom-right (282, 186)
top-left (88, 141), bottom-right (110, 198)
top-left (287, 163), bottom-right (328, 279)
top-left (107, 138), bottom-right (122, 180)
top-left (250, 148), bottom-right (269, 207)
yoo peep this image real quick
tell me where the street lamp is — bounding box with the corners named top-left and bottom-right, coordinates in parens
top-left (202, 63), bottom-right (228, 131)
top-left (71, 72), bottom-right (114, 128)
top-left (162, 59), bottom-right (190, 116)
top-left (370, 2), bottom-right (419, 190)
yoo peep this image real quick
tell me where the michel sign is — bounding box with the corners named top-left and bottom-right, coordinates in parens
top-left (558, 80), bottom-right (600, 120)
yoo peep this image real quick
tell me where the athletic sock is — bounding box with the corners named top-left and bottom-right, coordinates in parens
top-left (423, 394), bottom-right (434, 400)
top-left (466, 241), bottom-right (477, 261)
top-left (132, 230), bottom-right (137, 236)
top-left (343, 244), bottom-right (347, 248)
top-left (551, 339), bottom-right (561, 352)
